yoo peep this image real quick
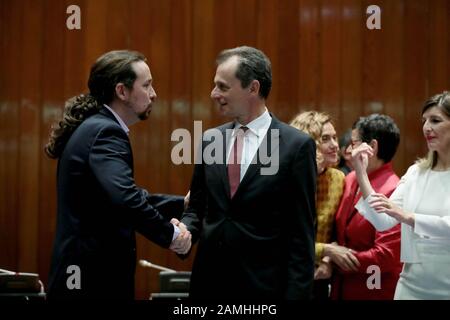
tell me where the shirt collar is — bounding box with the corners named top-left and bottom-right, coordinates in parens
top-left (103, 104), bottom-right (130, 135)
top-left (233, 108), bottom-right (271, 137)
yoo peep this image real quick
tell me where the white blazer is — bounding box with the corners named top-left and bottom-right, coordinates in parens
top-left (356, 164), bottom-right (450, 263)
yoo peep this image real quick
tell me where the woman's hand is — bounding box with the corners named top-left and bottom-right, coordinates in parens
top-left (368, 193), bottom-right (415, 227)
top-left (351, 142), bottom-right (373, 173)
top-left (314, 256), bottom-right (333, 280)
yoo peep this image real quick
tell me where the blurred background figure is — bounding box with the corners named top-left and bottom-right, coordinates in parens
top-left (338, 129), bottom-right (354, 175)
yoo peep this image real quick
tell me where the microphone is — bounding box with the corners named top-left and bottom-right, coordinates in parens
top-left (0, 268), bottom-right (15, 274)
top-left (139, 259), bottom-right (176, 273)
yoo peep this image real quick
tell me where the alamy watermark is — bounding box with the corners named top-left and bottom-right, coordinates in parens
top-left (170, 121), bottom-right (279, 175)
top-left (366, 265), bottom-right (381, 290)
top-left (66, 265), bottom-right (81, 290)
top-left (366, 5), bottom-right (381, 30)
top-left (66, 4), bottom-right (381, 31)
top-left (66, 5), bottom-right (81, 30)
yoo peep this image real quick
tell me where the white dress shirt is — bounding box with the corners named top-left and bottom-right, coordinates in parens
top-left (226, 108), bottom-right (272, 181)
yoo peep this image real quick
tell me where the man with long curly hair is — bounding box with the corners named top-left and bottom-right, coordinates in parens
top-left (45, 50), bottom-right (191, 299)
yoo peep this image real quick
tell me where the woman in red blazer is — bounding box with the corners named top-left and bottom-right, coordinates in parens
top-left (324, 114), bottom-right (403, 300)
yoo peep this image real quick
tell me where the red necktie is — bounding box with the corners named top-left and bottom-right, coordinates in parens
top-left (228, 127), bottom-right (248, 198)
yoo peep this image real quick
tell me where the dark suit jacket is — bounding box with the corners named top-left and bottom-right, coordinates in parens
top-left (181, 115), bottom-right (317, 300)
top-left (47, 107), bottom-right (183, 299)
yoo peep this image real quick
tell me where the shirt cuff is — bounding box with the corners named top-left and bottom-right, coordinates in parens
top-left (172, 224), bottom-right (181, 242)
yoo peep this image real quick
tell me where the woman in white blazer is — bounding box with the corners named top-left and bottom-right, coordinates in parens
top-left (351, 91), bottom-right (450, 300)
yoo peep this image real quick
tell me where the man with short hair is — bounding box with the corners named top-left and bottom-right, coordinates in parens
top-left (179, 46), bottom-right (317, 299)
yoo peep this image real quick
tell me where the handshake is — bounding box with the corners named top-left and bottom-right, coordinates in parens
top-left (169, 218), bottom-right (192, 255)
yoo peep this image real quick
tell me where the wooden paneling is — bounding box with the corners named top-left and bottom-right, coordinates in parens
top-left (429, 0), bottom-right (449, 95)
top-left (379, 0), bottom-right (406, 173)
top-left (276, 0), bottom-right (300, 120)
top-left (1, 0), bottom-right (450, 300)
top-left (17, 0), bottom-right (43, 273)
top-left (320, 0), bottom-right (342, 121)
top-left (404, 0), bottom-right (430, 167)
top-left (298, 0), bottom-right (320, 112)
top-left (0, 0), bottom-right (22, 272)
top-left (38, 0), bottom-right (66, 286)
top-left (256, 0), bottom-right (278, 101)
top-left (339, 0), bottom-right (363, 130)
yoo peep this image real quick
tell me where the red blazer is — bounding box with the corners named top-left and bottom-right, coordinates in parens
top-left (331, 163), bottom-right (402, 300)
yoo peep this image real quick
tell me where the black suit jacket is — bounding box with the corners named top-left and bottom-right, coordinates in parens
top-left (181, 115), bottom-right (317, 300)
top-left (47, 107), bottom-right (183, 299)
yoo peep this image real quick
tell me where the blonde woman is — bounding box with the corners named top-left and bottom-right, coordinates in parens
top-left (290, 111), bottom-right (344, 299)
top-left (353, 91), bottom-right (450, 299)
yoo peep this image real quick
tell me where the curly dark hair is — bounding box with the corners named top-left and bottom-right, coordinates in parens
top-left (45, 50), bottom-right (146, 159)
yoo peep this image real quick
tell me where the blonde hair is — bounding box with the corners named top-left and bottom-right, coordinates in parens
top-left (290, 111), bottom-right (333, 167)
top-left (416, 91), bottom-right (450, 169)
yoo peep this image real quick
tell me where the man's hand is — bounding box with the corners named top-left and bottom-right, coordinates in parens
top-left (169, 218), bottom-right (191, 254)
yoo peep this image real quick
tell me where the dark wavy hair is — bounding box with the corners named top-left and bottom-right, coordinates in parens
top-left (45, 50), bottom-right (146, 159)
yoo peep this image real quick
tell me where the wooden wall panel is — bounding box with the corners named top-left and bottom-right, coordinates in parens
top-left (275, 0), bottom-right (300, 121)
top-left (0, 0), bottom-right (22, 272)
top-left (298, 0), bottom-right (320, 112)
top-left (1, 0), bottom-right (450, 299)
top-left (84, 0), bottom-right (108, 67)
top-left (64, 0), bottom-right (86, 99)
top-left (429, 0), bottom-right (449, 95)
top-left (235, 0), bottom-right (258, 47)
top-left (339, 0), bottom-right (363, 131)
top-left (107, 0), bottom-right (131, 49)
top-left (256, 0), bottom-right (279, 112)
top-left (379, 0), bottom-right (406, 173)
top-left (362, 0), bottom-right (384, 116)
top-left (320, 0), bottom-right (342, 121)
top-left (38, 0), bottom-right (66, 286)
top-left (191, 0), bottom-right (215, 131)
top-left (404, 0), bottom-right (430, 168)
top-left (17, 0), bottom-right (43, 273)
